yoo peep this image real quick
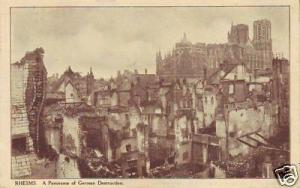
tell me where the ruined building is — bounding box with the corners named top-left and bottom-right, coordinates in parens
top-left (47, 66), bottom-right (95, 103)
top-left (156, 19), bottom-right (273, 79)
top-left (271, 57), bottom-right (290, 141)
top-left (11, 48), bottom-right (47, 178)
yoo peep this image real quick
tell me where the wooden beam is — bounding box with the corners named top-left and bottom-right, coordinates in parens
top-left (255, 132), bottom-right (270, 143)
top-left (246, 135), bottom-right (269, 147)
top-left (236, 137), bottom-right (257, 148)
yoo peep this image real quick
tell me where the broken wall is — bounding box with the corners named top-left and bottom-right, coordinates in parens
top-left (216, 102), bottom-right (273, 157)
top-left (62, 116), bottom-right (80, 156)
top-left (202, 90), bottom-right (217, 127)
top-left (120, 137), bottom-right (138, 154)
top-left (11, 63), bottom-right (33, 178)
top-left (175, 142), bottom-right (192, 165)
top-left (23, 49), bottom-right (47, 154)
top-left (11, 64), bottom-right (31, 138)
top-left (65, 82), bottom-right (81, 103)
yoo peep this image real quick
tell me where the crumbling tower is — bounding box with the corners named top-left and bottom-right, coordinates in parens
top-left (22, 48), bottom-right (47, 155)
top-left (11, 48), bottom-right (47, 178)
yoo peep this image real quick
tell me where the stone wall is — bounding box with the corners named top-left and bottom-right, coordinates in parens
top-left (11, 63), bottom-right (31, 137)
top-left (120, 137), bottom-right (138, 154)
top-left (216, 102), bottom-right (273, 157)
top-left (203, 92), bottom-right (217, 126)
top-left (175, 142), bottom-right (192, 165)
top-left (12, 155), bottom-right (31, 178)
top-left (21, 48), bottom-right (47, 154)
top-left (11, 63), bottom-right (34, 178)
top-left (62, 116), bottom-right (80, 156)
top-left (65, 82), bottom-right (81, 103)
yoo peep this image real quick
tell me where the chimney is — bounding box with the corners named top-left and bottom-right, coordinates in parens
top-left (145, 69), bottom-right (147, 74)
top-left (183, 32), bottom-right (187, 42)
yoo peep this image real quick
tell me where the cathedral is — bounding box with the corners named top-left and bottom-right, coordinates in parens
top-left (156, 19), bottom-right (273, 79)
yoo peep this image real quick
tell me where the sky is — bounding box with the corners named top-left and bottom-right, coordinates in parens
top-left (11, 7), bottom-right (289, 79)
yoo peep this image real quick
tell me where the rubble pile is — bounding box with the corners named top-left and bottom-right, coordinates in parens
top-left (78, 147), bottom-right (122, 178)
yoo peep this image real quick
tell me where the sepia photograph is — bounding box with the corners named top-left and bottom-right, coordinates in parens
top-left (9, 5), bottom-right (293, 182)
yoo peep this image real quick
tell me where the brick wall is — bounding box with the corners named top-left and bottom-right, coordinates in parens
top-left (11, 63), bottom-right (35, 178)
top-left (12, 155), bottom-right (31, 178)
top-left (11, 64), bottom-right (30, 136)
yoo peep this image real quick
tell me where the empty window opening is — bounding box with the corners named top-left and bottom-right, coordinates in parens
top-left (12, 137), bottom-right (27, 155)
top-left (126, 144), bottom-right (132, 152)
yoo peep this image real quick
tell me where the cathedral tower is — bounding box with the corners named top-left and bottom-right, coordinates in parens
top-left (87, 67), bottom-right (94, 95)
top-left (252, 19), bottom-right (273, 69)
top-left (227, 23), bottom-right (249, 45)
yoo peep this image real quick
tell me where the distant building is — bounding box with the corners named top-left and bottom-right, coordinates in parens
top-left (252, 20), bottom-right (273, 69)
top-left (156, 19), bottom-right (273, 79)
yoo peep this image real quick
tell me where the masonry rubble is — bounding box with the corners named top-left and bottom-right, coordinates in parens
top-left (11, 47), bottom-right (288, 179)
top-left (41, 55), bottom-right (289, 178)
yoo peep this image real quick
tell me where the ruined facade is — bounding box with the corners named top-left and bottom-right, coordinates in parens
top-left (47, 66), bottom-right (95, 103)
top-left (11, 48), bottom-right (47, 177)
top-left (37, 54), bottom-right (288, 178)
top-left (41, 55), bottom-right (287, 178)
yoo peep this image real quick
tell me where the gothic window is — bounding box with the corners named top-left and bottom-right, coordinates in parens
top-left (180, 100), bottom-right (183, 108)
top-left (182, 99), bottom-right (186, 108)
top-left (135, 95), bottom-right (141, 105)
top-left (229, 132), bottom-right (236, 137)
top-left (112, 149), bottom-right (116, 159)
top-left (189, 99), bottom-right (193, 107)
top-left (132, 129), bottom-right (137, 137)
top-left (12, 137), bottom-right (27, 155)
top-left (183, 151), bottom-right (189, 160)
top-left (229, 84), bottom-right (234, 94)
top-left (140, 138), bottom-right (145, 151)
top-left (54, 114), bottom-right (63, 123)
top-left (211, 96), bottom-right (214, 104)
top-left (126, 144), bottom-right (132, 152)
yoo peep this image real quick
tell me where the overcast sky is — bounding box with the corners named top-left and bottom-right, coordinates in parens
top-left (11, 7), bottom-right (289, 79)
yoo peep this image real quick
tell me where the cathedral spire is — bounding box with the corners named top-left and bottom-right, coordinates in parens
top-left (156, 50), bottom-right (162, 63)
top-left (90, 67), bottom-right (93, 75)
top-left (183, 32), bottom-right (187, 42)
top-left (66, 66), bottom-right (73, 74)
